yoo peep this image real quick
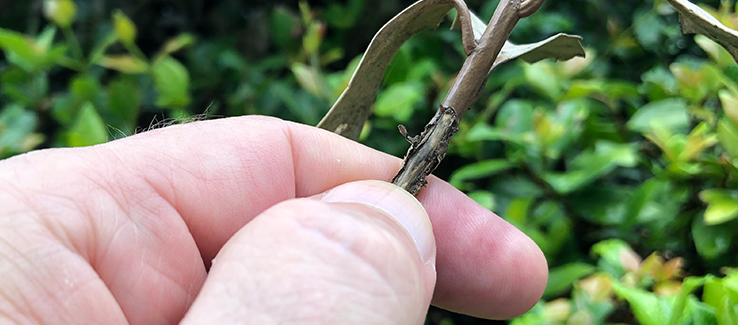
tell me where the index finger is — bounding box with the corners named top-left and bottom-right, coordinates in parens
top-left (102, 116), bottom-right (546, 319)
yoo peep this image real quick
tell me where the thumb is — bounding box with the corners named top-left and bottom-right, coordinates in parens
top-left (181, 180), bottom-right (437, 324)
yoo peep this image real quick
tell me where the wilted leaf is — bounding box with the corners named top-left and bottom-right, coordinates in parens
top-left (453, 9), bottom-right (585, 69)
top-left (97, 55), bottom-right (149, 74)
top-left (160, 34), bottom-right (195, 56)
top-left (318, 0), bottom-right (584, 140)
top-left (665, 0), bottom-right (738, 62)
top-left (317, 0), bottom-right (456, 139)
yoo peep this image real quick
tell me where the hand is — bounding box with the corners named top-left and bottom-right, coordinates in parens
top-left (0, 116), bottom-right (547, 324)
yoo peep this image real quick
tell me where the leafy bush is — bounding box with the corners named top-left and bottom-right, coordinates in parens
top-left (2, 0), bottom-right (738, 324)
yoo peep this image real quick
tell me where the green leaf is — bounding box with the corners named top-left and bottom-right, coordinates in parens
top-left (0, 28), bottom-right (47, 71)
top-left (373, 82), bottom-right (423, 122)
top-left (108, 77), bottom-right (141, 128)
top-left (543, 141), bottom-right (638, 194)
top-left (668, 277), bottom-right (707, 325)
top-left (718, 118), bottom-right (738, 158)
top-left (291, 62), bottom-right (329, 99)
top-left (591, 239), bottom-right (637, 277)
top-left (0, 104), bottom-right (43, 158)
top-left (43, 0), bottom-right (77, 28)
top-left (113, 10), bottom-right (137, 45)
top-left (302, 21), bottom-right (324, 55)
top-left (699, 189), bottom-right (738, 225)
top-left (703, 275), bottom-right (738, 324)
top-left (523, 61), bottom-right (562, 101)
top-left (66, 102), bottom-right (108, 147)
top-left (696, 35), bottom-right (737, 68)
top-left (504, 198), bottom-right (533, 229)
top-left (543, 263), bottom-right (596, 299)
top-left (719, 90), bottom-right (738, 127)
top-left (611, 281), bottom-right (671, 325)
top-left (692, 214), bottom-right (733, 260)
top-left (70, 75), bottom-right (100, 102)
top-left (467, 191), bottom-right (495, 210)
top-left (627, 98), bottom-right (690, 133)
top-left (269, 6), bottom-right (300, 50)
top-left (449, 159), bottom-right (515, 188)
top-left (152, 56), bottom-right (191, 108)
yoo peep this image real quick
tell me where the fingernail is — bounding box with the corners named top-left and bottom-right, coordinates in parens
top-left (320, 180), bottom-right (435, 263)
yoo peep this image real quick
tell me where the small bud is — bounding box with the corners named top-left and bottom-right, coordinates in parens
top-left (113, 10), bottom-right (137, 45)
top-left (44, 0), bottom-right (77, 28)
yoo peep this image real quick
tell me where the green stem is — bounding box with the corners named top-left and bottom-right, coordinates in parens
top-left (56, 56), bottom-right (86, 71)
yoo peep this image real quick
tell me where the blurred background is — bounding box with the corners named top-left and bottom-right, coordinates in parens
top-left (1, 0), bottom-right (738, 324)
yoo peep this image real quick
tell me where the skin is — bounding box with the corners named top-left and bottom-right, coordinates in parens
top-left (0, 116), bottom-right (547, 324)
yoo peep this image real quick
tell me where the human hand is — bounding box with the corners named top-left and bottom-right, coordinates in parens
top-left (0, 116), bottom-right (547, 324)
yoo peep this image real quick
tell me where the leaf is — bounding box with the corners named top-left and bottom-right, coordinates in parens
top-left (692, 214), bottom-right (732, 260)
top-left (318, 0), bottom-right (584, 140)
top-left (665, 0), bottom-right (738, 62)
top-left (373, 82), bottom-right (423, 122)
top-left (467, 191), bottom-right (495, 210)
top-left (695, 34), bottom-right (737, 68)
top-left (67, 102), bottom-right (108, 147)
top-left (152, 56), bottom-right (191, 108)
top-left (113, 10), bottom-right (137, 45)
top-left (627, 98), bottom-right (690, 133)
top-left (291, 62), bottom-right (329, 99)
top-left (0, 28), bottom-right (47, 71)
top-left (0, 104), bottom-right (43, 158)
top-left (719, 89), bottom-right (738, 127)
top-left (453, 8), bottom-right (585, 69)
top-left (611, 281), bottom-right (671, 325)
top-left (544, 263), bottom-right (597, 299)
top-left (591, 239), bottom-right (638, 277)
top-left (449, 159), bottom-right (515, 188)
top-left (317, 0), bottom-right (456, 140)
top-left (543, 141), bottom-right (638, 194)
top-left (96, 55), bottom-right (149, 74)
top-left (699, 189), bottom-right (738, 225)
top-left (718, 117), bottom-right (738, 158)
top-left (108, 77), bottom-right (141, 128)
top-left (668, 277), bottom-right (707, 325)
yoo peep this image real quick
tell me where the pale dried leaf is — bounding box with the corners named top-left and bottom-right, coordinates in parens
top-left (454, 8), bottom-right (585, 69)
top-left (665, 0), bottom-right (738, 62)
top-left (317, 0), bottom-right (454, 140)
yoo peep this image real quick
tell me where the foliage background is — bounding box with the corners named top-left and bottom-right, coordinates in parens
top-left (1, 0), bottom-right (738, 324)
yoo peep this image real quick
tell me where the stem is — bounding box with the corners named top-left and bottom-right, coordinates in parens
top-left (392, 0), bottom-right (545, 195)
top-left (62, 26), bottom-right (84, 61)
top-left (392, 106), bottom-right (459, 195)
